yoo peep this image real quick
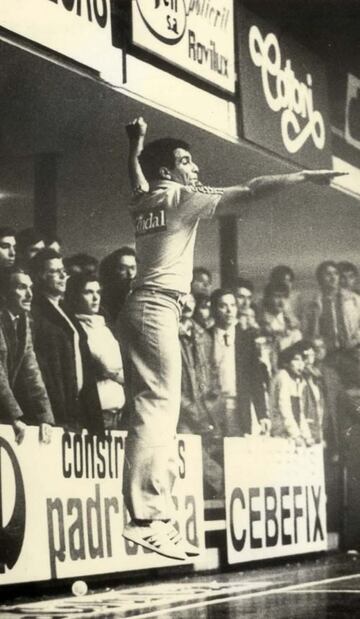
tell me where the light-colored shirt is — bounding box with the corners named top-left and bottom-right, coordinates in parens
top-left (213, 325), bottom-right (237, 397)
top-left (130, 180), bottom-right (222, 293)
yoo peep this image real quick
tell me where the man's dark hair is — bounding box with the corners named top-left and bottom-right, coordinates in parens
top-left (210, 288), bottom-right (235, 313)
top-left (192, 266), bottom-right (212, 281)
top-left (269, 265), bottom-right (295, 285)
top-left (65, 273), bottom-right (99, 313)
top-left (99, 246), bottom-right (136, 286)
top-left (235, 277), bottom-right (254, 293)
top-left (16, 227), bottom-right (44, 252)
top-left (0, 265), bottom-right (28, 298)
top-left (139, 138), bottom-right (190, 181)
top-left (315, 260), bottom-right (339, 285)
top-left (29, 248), bottom-right (62, 279)
top-left (46, 234), bottom-right (62, 247)
top-left (0, 226), bottom-right (16, 239)
top-left (338, 261), bottom-right (358, 276)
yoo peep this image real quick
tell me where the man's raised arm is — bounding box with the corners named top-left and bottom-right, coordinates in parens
top-left (126, 116), bottom-right (149, 194)
top-left (216, 169), bottom-right (346, 216)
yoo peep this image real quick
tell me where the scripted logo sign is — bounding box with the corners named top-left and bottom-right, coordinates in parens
top-left (237, 8), bottom-right (332, 168)
top-left (135, 0), bottom-right (187, 44)
top-left (248, 25), bottom-right (325, 154)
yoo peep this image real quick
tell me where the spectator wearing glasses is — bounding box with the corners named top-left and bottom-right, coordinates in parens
top-left (30, 249), bottom-right (102, 433)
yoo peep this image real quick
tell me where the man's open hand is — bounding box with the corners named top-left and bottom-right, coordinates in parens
top-left (300, 169), bottom-right (348, 185)
top-left (13, 419), bottom-right (26, 445)
top-left (126, 117), bottom-right (147, 141)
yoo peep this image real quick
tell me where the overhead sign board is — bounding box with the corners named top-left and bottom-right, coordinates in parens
top-left (345, 74), bottom-right (360, 150)
top-left (237, 9), bottom-right (332, 168)
top-left (0, 0), bottom-right (116, 75)
top-left (132, 0), bottom-right (236, 93)
top-left (225, 438), bottom-right (327, 564)
top-left (0, 427), bottom-right (205, 585)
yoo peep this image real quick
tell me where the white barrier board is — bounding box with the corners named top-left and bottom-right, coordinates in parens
top-left (225, 437), bottom-right (327, 564)
top-left (0, 426), bottom-right (205, 584)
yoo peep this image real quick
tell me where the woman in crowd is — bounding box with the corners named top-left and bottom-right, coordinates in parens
top-left (65, 273), bottom-right (126, 430)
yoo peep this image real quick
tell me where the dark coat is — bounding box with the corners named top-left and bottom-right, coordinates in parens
top-left (0, 310), bottom-right (53, 425)
top-left (235, 325), bottom-right (268, 435)
top-left (31, 295), bottom-right (103, 434)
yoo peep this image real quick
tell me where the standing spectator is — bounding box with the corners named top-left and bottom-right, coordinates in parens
top-left (0, 267), bottom-right (53, 443)
top-left (0, 226), bottom-right (16, 271)
top-left (269, 265), bottom-right (302, 322)
top-left (270, 342), bottom-right (313, 446)
top-left (193, 293), bottom-right (214, 331)
top-left (191, 266), bottom-right (212, 297)
top-left (304, 261), bottom-right (360, 356)
top-left (45, 234), bottom-right (62, 254)
top-left (302, 341), bottom-right (324, 443)
top-left (260, 282), bottom-right (302, 355)
top-left (30, 249), bottom-right (102, 434)
top-left (234, 277), bottom-right (259, 332)
top-left (338, 261), bottom-right (359, 295)
top-left (177, 295), bottom-right (223, 499)
top-left (16, 228), bottom-right (45, 268)
top-left (65, 274), bottom-right (126, 430)
top-left (99, 246), bottom-right (137, 325)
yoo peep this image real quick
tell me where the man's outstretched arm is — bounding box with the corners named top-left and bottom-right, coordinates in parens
top-left (216, 169), bottom-right (346, 216)
top-left (126, 116), bottom-right (149, 194)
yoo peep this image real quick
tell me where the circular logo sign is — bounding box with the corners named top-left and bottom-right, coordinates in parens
top-left (135, 0), bottom-right (187, 45)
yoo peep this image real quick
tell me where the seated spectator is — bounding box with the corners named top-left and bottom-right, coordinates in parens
top-left (269, 264), bottom-right (302, 321)
top-left (16, 228), bottom-right (45, 268)
top-left (302, 341), bottom-right (324, 443)
top-left (64, 253), bottom-right (99, 277)
top-left (0, 267), bottom-right (53, 443)
top-left (191, 266), bottom-right (212, 297)
top-left (177, 294), bottom-right (223, 499)
top-left (304, 260), bottom-right (360, 356)
top-left (65, 274), bottom-right (126, 430)
top-left (193, 293), bottom-right (214, 330)
top-left (338, 261), bottom-right (359, 295)
top-left (99, 246), bottom-right (137, 325)
top-left (210, 288), bottom-right (269, 436)
top-left (234, 277), bottom-right (259, 332)
top-left (30, 249), bottom-right (103, 434)
top-left (260, 282), bottom-right (302, 354)
top-left (270, 341), bottom-right (313, 446)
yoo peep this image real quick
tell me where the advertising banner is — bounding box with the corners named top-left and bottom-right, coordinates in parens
top-left (345, 73), bottom-right (360, 150)
top-left (0, 426), bottom-right (205, 585)
top-left (225, 437), bottom-right (327, 564)
top-left (132, 0), bottom-right (236, 93)
top-left (237, 8), bottom-right (332, 168)
top-left (0, 0), bottom-right (115, 75)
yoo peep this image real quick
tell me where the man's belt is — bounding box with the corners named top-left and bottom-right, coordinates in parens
top-left (136, 286), bottom-right (186, 304)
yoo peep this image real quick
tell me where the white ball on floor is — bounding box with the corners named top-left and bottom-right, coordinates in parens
top-left (72, 580), bottom-right (88, 596)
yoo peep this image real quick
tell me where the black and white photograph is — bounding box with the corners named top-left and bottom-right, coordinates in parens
top-left (0, 1), bottom-right (360, 617)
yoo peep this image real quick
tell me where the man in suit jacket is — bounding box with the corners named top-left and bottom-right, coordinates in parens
top-left (30, 249), bottom-right (103, 434)
top-left (0, 267), bottom-right (53, 444)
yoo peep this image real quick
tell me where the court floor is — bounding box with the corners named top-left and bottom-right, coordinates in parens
top-left (1, 552), bottom-right (360, 618)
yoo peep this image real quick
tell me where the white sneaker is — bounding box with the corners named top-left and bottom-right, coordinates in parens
top-left (123, 521), bottom-right (187, 561)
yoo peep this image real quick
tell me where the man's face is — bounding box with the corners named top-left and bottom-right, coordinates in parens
top-left (7, 272), bottom-right (33, 314)
top-left (303, 347), bottom-right (316, 368)
top-left (192, 272), bottom-right (211, 296)
top-left (236, 287), bottom-right (252, 313)
top-left (78, 281), bottom-right (101, 315)
top-left (194, 298), bottom-right (211, 326)
top-left (340, 269), bottom-right (357, 291)
top-left (41, 258), bottom-right (68, 297)
top-left (115, 255), bottom-right (137, 282)
top-left (0, 236), bottom-right (16, 268)
top-left (321, 266), bottom-right (339, 292)
top-left (26, 240), bottom-right (45, 261)
top-left (269, 292), bottom-right (285, 314)
top-left (313, 338), bottom-right (327, 361)
top-left (215, 293), bottom-right (237, 329)
top-left (288, 354), bottom-right (305, 378)
top-left (181, 294), bottom-right (196, 320)
top-left (168, 148), bottom-right (199, 186)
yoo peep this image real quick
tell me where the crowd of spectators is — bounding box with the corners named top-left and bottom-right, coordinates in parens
top-left (0, 225), bottom-right (358, 506)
